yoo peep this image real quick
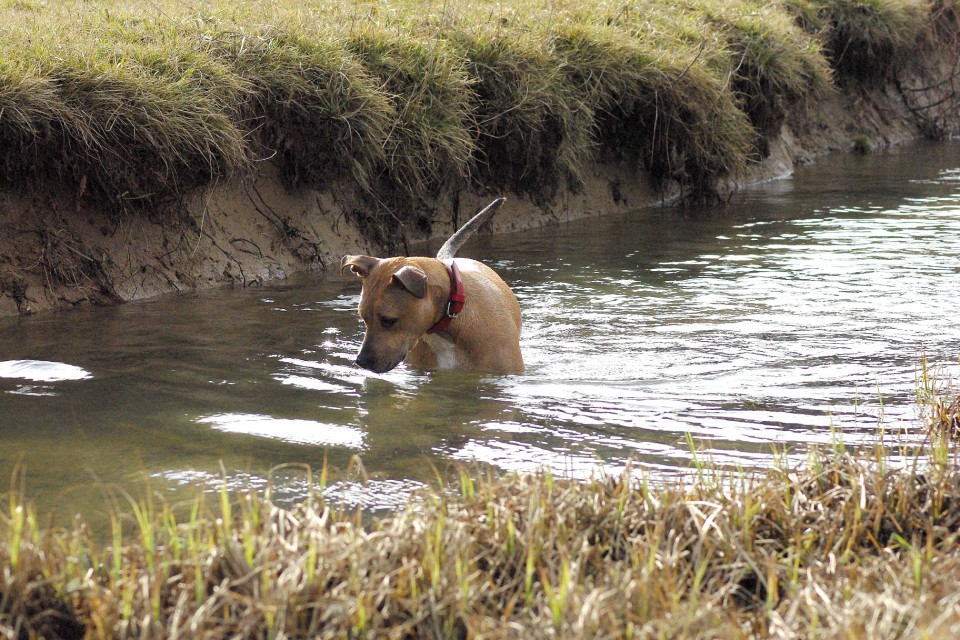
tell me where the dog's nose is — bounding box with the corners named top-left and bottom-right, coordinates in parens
top-left (355, 351), bottom-right (376, 371)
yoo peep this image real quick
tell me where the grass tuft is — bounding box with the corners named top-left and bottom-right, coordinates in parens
top-left (346, 25), bottom-right (477, 202)
top-left (552, 21), bottom-right (755, 199)
top-left (786, 0), bottom-right (931, 84)
top-left (451, 25), bottom-right (589, 201)
top-left (700, 1), bottom-right (834, 151)
top-left (203, 24), bottom-right (394, 194)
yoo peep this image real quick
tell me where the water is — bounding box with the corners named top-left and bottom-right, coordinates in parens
top-left (2, 141), bottom-right (960, 520)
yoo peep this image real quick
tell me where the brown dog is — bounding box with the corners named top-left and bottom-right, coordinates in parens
top-left (341, 198), bottom-right (523, 374)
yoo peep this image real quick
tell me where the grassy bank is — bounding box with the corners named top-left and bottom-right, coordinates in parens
top-left (0, 0), bottom-right (954, 221)
top-left (1, 362), bottom-right (960, 638)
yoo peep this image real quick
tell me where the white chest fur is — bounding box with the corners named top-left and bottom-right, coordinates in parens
top-left (420, 333), bottom-right (458, 369)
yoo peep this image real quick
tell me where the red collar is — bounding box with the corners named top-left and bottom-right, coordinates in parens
top-left (426, 259), bottom-right (465, 334)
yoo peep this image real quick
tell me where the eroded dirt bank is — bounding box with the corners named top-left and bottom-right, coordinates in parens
top-left (1, 59), bottom-right (957, 316)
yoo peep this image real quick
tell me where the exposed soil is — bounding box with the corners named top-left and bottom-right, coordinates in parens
top-left (1, 56), bottom-right (958, 317)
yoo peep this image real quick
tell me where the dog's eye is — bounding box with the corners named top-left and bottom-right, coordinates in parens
top-left (380, 316), bottom-right (398, 329)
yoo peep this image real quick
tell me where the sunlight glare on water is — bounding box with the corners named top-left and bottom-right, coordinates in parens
top-left (1, 142), bottom-right (960, 520)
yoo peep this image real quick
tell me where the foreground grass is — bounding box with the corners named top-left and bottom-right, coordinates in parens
top-left (0, 0), bottom-right (954, 219)
top-left (3, 363), bottom-right (960, 638)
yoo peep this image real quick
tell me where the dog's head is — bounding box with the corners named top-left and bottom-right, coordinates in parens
top-left (341, 255), bottom-right (438, 373)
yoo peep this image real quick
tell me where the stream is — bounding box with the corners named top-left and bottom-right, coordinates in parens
top-left (2, 141), bottom-right (959, 521)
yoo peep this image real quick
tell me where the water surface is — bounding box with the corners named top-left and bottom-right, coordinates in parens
top-left (2, 142), bottom-right (959, 519)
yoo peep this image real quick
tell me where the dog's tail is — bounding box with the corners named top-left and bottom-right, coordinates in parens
top-left (436, 198), bottom-right (505, 260)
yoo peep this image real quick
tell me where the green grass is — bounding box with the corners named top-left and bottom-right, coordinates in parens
top-left (0, 0), bottom-right (949, 218)
top-left (2, 358), bottom-right (960, 637)
top-left (208, 26), bottom-right (394, 194)
top-left (784, 0), bottom-right (933, 83)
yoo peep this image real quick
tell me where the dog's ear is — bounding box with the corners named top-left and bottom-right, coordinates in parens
top-left (391, 266), bottom-right (427, 299)
top-left (340, 255), bottom-right (380, 278)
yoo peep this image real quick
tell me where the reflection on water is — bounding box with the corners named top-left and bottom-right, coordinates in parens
top-left (199, 414), bottom-right (366, 449)
top-left (1, 141), bottom-right (960, 520)
top-left (0, 360), bottom-right (92, 382)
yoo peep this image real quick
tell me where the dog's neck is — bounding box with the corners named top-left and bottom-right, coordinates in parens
top-left (426, 259), bottom-right (465, 335)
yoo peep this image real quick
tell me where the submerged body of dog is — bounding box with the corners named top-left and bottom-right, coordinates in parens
top-left (341, 198), bottom-right (524, 375)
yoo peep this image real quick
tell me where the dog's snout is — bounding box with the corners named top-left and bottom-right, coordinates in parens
top-left (355, 350), bottom-right (377, 371)
top-left (355, 342), bottom-right (395, 373)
